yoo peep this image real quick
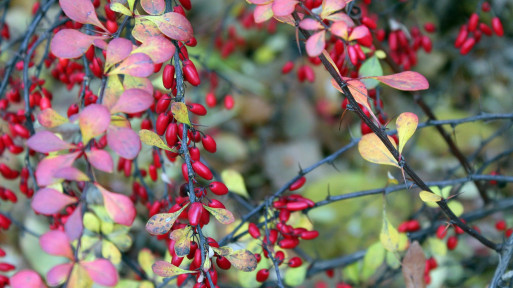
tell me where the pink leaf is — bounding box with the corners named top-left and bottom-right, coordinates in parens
top-left (37, 108), bottom-right (68, 128)
top-left (59, 0), bottom-right (106, 29)
top-left (253, 3), bottom-right (273, 23)
top-left (306, 30), bottom-right (326, 57)
top-left (272, 0), bottom-right (298, 17)
top-left (46, 263), bottom-right (73, 286)
top-left (331, 78), bottom-right (371, 112)
top-left (27, 131), bottom-right (76, 153)
top-left (141, 0), bottom-right (165, 15)
top-left (248, 0), bottom-right (273, 4)
top-left (79, 104), bottom-right (111, 144)
top-left (142, 12), bottom-right (194, 41)
top-left (96, 183), bottom-right (136, 226)
top-left (349, 25), bottom-right (370, 41)
top-left (110, 88), bottom-right (153, 114)
top-left (331, 21), bottom-right (349, 39)
top-left (54, 167), bottom-right (90, 182)
top-left (65, 204), bottom-right (83, 241)
top-left (105, 38), bottom-right (133, 69)
top-left (364, 71), bottom-right (429, 91)
top-left (299, 18), bottom-right (324, 30)
top-left (40, 230), bottom-right (73, 259)
top-left (50, 29), bottom-right (104, 59)
top-left (108, 53), bottom-right (154, 77)
top-left (81, 259), bottom-right (119, 287)
top-left (35, 152), bottom-right (80, 186)
top-left (107, 125), bottom-right (141, 160)
top-left (132, 36), bottom-right (175, 64)
top-left (31, 188), bottom-right (77, 215)
top-left (86, 149), bottom-right (113, 173)
top-left (10, 270), bottom-right (46, 288)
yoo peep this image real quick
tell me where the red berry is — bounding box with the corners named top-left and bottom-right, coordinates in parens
top-left (256, 269), bottom-right (269, 282)
top-left (361, 16), bottom-right (376, 29)
top-left (183, 60), bottom-right (201, 86)
top-left (188, 202), bottom-right (203, 226)
top-left (459, 37), bottom-right (475, 55)
top-left (201, 135), bottom-right (216, 153)
top-left (248, 223), bottom-right (261, 239)
top-left (289, 176), bottom-right (306, 191)
top-left (282, 61), bottom-right (294, 74)
top-left (208, 181), bottom-right (228, 195)
top-left (447, 236), bottom-right (458, 250)
top-left (468, 13), bottom-right (479, 32)
top-left (479, 23), bottom-right (493, 36)
top-left (455, 26), bottom-right (468, 48)
top-left (424, 22), bottom-right (436, 33)
top-left (188, 103), bottom-right (207, 116)
top-left (216, 256), bottom-right (231, 270)
top-left (178, 0), bottom-right (191, 10)
top-left (300, 230), bottom-right (319, 240)
top-left (288, 257), bottom-right (303, 267)
top-left (492, 17), bottom-right (504, 36)
top-left (427, 257), bottom-right (438, 270)
top-left (481, 2), bottom-right (491, 12)
top-left (205, 92), bottom-right (217, 108)
top-left (436, 225), bottom-right (447, 239)
top-left (224, 94), bottom-right (234, 110)
top-left (279, 238), bottom-right (299, 249)
top-left (0, 262), bottom-right (15, 272)
top-left (162, 64), bottom-right (176, 90)
top-left (496, 220), bottom-right (507, 231)
top-left (285, 201), bottom-right (309, 211)
top-left (191, 161), bottom-right (213, 180)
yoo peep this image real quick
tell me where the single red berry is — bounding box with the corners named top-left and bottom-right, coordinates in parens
top-left (455, 26), bottom-right (468, 48)
top-left (468, 13), bottom-right (479, 32)
top-left (424, 22), bottom-right (436, 33)
top-left (282, 61), bottom-right (295, 74)
top-left (436, 225), bottom-right (448, 239)
top-left (492, 17), bottom-right (504, 37)
top-left (289, 176), bottom-right (306, 191)
top-left (192, 161), bottom-right (213, 180)
top-left (208, 181), bottom-right (228, 195)
top-left (256, 269), bottom-right (269, 282)
top-left (224, 94), bottom-right (235, 110)
top-left (427, 257), bottom-right (438, 270)
top-left (205, 92), bottom-right (217, 108)
top-left (288, 257), bottom-right (303, 267)
top-left (300, 230), bottom-right (319, 240)
top-left (162, 64), bottom-right (176, 90)
top-left (496, 220), bottom-right (507, 231)
top-left (0, 262), bottom-right (15, 272)
top-left (188, 202), bottom-right (203, 226)
top-left (285, 201), bottom-right (309, 211)
top-left (188, 103), bottom-right (207, 116)
top-left (459, 37), bottom-right (475, 55)
top-left (201, 135), bottom-right (216, 153)
top-left (506, 229), bottom-right (513, 238)
top-left (447, 236), bottom-right (458, 250)
top-left (156, 113), bottom-right (172, 135)
top-left (182, 60), bottom-right (201, 86)
top-left (326, 269), bottom-right (335, 278)
top-left (178, 0), bottom-right (192, 10)
top-left (216, 256), bottom-right (231, 270)
top-left (248, 223), bottom-right (261, 239)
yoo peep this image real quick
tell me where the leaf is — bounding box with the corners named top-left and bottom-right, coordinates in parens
top-left (306, 30), bottom-right (326, 57)
top-left (79, 104), bottom-right (111, 144)
top-left (170, 102), bottom-right (191, 125)
top-left (110, 115), bottom-right (132, 128)
top-left (359, 56), bottom-right (383, 89)
top-left (170, 226), bottom-right (192, 257)
top-left (321, 0), bottom-right (346, 18)
top-left (54, 167), bottom-right (90, 182)
top-left (212, 246), bottom-right (233, 257)
top-left (225, 249), bottom-right (258, 272)
top-left (141, 0), bottom-right (165, 15)
top-left (284, 263), bottom-right (307, 286)
top-left (65, 204), bottom-right (84, 241)
top-left (203, 206), bottom-right (235, 225)
top-left (81, 259), bottom-right (119, 286)
top-left (358, 133), bottom-right (399, 168)
top-left (325, 12), bottom-right (354, 25)
top-left (123, 75), bottom-right (154, 95)
top-left (331, 78), bottom-right (372, 112)
top-left (103, 75), bottom-right (125, 110)
top-left (110, 3), bottom-right (132, 16)
top-left (27, 131), bottom-right (75, 153)
top-left (448, 201), bottom-right (464, 217)
top-left (145, 203), bottom-right (189, 235)
top-left (299, 18), bottom-right (324, 30)
top-left (10, 270), bottom-right (45, 288)
top-left (139, 129), bottom-right (175, 151)
top-left (419, 191), bottom-right (442, 203)
top-left (105, 38), bottom-right (133, 70)
top-left (35, 152), bottom-right (80, 186)
top-left (68, 264), bottom-right (92, 288)
top-left (428, 237), bottom-right (447, 256)
top-left (96, 183), bottom-right (136, 226)
top-left (141, 12), bottom-right (193, 41)
top-left (83, 212), bottom-right (100, 233)
top-left (364, 71), bottom-right (429, 91)
top-left (272, 0), bottom-right (298, 17)
top-left (110, 89), bottom-right (153, 114)
top-left (221, 169), bottom-right (249, 197)
top-left (108, 53), bottom-right (154, 77)
top-left (396, 112), bottom-right (418, 154)
top-left (50, 29), bottom-right (103, 59)
top-left (31, 188), bottom-right (77, 215)
top-left (132, 17), bottom-right (162, 43)
top-left (253, 3), bottom-right (273, 23)
top-left (86, 149), bottom-right (114, 173)
top-left (107, 125), bottom-right (141, 160)
top-left (362, 242), bottom-right (385, 281)
top-left (348, 25), bottom-right (370, 41)
top-left (37, 108), bottom-right (68, 128)
top-left (152, 260), bottom-right (196, 277)
top-left (330, 21), bottom-right (348, 39)
top-left (46, 263), bottom-right (73, 286)
top-left (59, 0), bottom-right (106, 29)
top-left (40, 230), bottom-right (73, 259)
top-left (132, 35), bottom-right (175, 64)
top-left (380, 213), bottom-right (401, 252)
top-left (138, 248), bottom-right (156, 279)
top-left (402, 241), bottom-right (426, 288)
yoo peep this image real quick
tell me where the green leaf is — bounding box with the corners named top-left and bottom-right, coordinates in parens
top-left (284, 263), bottom-right (308, 286)
top-left (386, 251), bottom-right (401, 269)
top-left (139, 129), bottom-right (176, 152)
top-left (361, 242), bottom-right (385, 281)
top-left (359, 56), bottom-right (383, 89)
top-left (102, 240), bottom-right (122, 265)
top-left (419, 191), bottom-right (442, 203)
top-left (380, 213), bottom-right (407, 252)
top-left (221, 169), bottom-right (249, 197)
top-left (428, 237), bottom-right (447, 256)
top-left (448, 201), bottom-right (464, 217)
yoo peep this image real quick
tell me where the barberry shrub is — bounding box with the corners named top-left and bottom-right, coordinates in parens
top-left (0, 0), bottom-right (511, 287)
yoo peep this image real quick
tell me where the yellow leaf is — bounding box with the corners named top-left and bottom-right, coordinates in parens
top-left (102, 240), bottom-right (122, 265)
top-left (139, 129), bottom-right (176, 152)
top-left (419, 191), bottom-right (442, 203)
top-left (361, 242), bottom-right (385, 280)
top-left (448, 201), bottom-right (464, 217)
top-left (138, 248), bottom-right (155, 278)
top-left (103, 75), bottom-right (124, 111)
top-left (145, 203), bottom-right (189, 235)
top-left (358, 133), bottom-right (399, 167)
top-left (68, 264), bottom-right (92, 288)
top-left (396, 112), bottom-right (418, 154)
top-left (380, 214), bottom-right (401, 252)
top-left (170, 226), bottom-right (192, 257)
top-left (203, 206), bottom-right (235, 225)
top-left (221, 169), bottom-right (249, 197)
top-left (225, 249), bottom-right (258, 272)
top-left (37, 108), bottom-right (69, 128)
top-left (428, 237), bottom-right (447, 256)
top-left (152, 260), bottom-right (196, 277)
top-left (83, 212), bottom-right (100, 233)
top-left (110, 3), bottom-right (132, 16)
top-left (171, 102), bottom-right (191, 126)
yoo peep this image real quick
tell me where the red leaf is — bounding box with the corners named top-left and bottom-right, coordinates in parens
top-left (132, 36), bottom-right (175, 64)
top-left (108, 53), bottom-right (154, 77)
top-left (65, 204), bottom-right (83, 241)
top-left (107, 125), bottom-right (141, 160)
top-left (141, 0), bottom-right (165, 15)
top-left (330, 21), bottom-right (348, 39)
top-left (110, 88), bottom-right (153, 114)
top-left (46, 263), bottom-right (73, 286)
top-left (59, 0), bottom-right (106, 29)
top-left (364, 71), bottom-right (429, 91)
top-left (272, 0), bottom-right (298, 17)
top-left (96, 183), bottom-right (136, 226)
top-left (31, 188), bottom-right (77, 215)
top-left (79, 104), bottom-right (111, 144)
top-left (40, 230), bottom-right (73, 259)
top-left (142, 12), bottom-right (193, 41)
top-left (105, 38), bottom-right (133, 69)
top-left (306, 30), bottom-right (326, 57)
top-left (81, 259), bottom-right (119, 286)
top-left (86, 149), bottom-right (113, 173)
top-left (10, 270), bottom-right (46, 288)
top-left (35, 152), bottom-right (80, 186)
top-left (27, 131), bottom-right (76, 153)
top-left (50, 29), bottom-right (104, 59)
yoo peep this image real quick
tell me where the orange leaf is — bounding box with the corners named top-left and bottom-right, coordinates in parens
top-left (358, 133), bottom-right (399, 167)
top-left (108, 53), bottom-right (154, 77)
top-left (132, 35), bottom-right (175, 64)
top-left (330, 21), bottom-right (349, 39)
top-left (364, 71), bottom-right (429, 91)
top-left (96, 183), bottom-right (136, 226)
top-left (348, 25), bottom-right (370, 41)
